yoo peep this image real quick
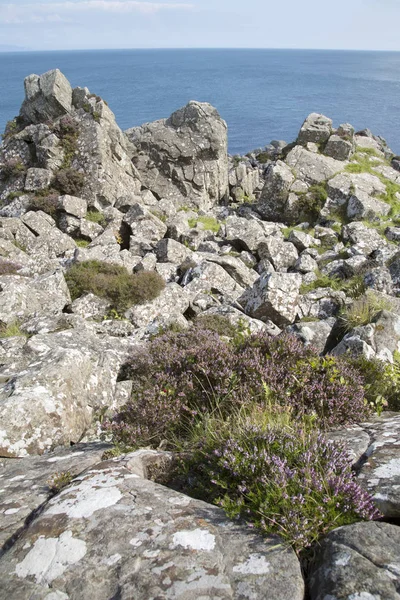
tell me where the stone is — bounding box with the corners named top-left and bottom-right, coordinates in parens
top-left (385, 226), bottom-right (400, 242)
top-left (309, 522), bottom-right (400, 600)
top-left (57, 195), bottom-right (87, 218)
top-left (298, 288), bottom-right (346, 320)
top-left (297, 113), bottom-right (332, 145)
top-left (155, 238), bottom-right (193, 264)
top-left (200, 253), bottom-right (259, 288)
top-left (0, 328), bottom-right (133, 457)
top-left (347, 190), bottom-right (390, 221)
top-left (0, 270), bottom-right (71, 325)
top-left (127, 101), bottom-right (229, 211)
top-left (342, 221), bottom-right (386, 255)
top-left (183, 261), bottom-right (244, 301)
top-left (0, 442), bottom-right (110, 553)
top-left (126, 283), bottom-right (190, 328)
top-left (24, 167), bottom-right (53, 192)
top-left (224, 215), bottom-right (278, 254)
top-left (323, 134), bottom-right (353, 160)
top-left (258, 237), bottom-right (298, 271)
top-left (285, 145), bottom-right (343, 184)
top-left (123, 203), bottom-right (167, 244)
top-left (294, 253), bottom-right (318, 273)
top-left (288, 229), bottom-right (320, 251)
top-left (239, 272), bottom-right (302, 327)
top-left (197, 305), bottom-right (273, 335)
top-left (19, 69), bottom-right (73, 125)
top-left (287, 318), bottom-right (335, 353)
top-left (0, 457), bottom-right (304, 600)
top-left (71, 293), bottom-right (110, 320)
top-left (257, 161), bottom-right (295, 220)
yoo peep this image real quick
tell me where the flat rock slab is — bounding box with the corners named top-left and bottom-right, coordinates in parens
top-left (0, 442), bottom-right (110, 554)
top-left (309, 521), bottom-right (400, 600)
top-left (0, 457), bottom-right (304, 600)
top-left (331, 413), bottom-right (400, 518)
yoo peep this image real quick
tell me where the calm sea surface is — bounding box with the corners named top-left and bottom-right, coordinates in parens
top-left (0, 48), bottom-right (400, 155)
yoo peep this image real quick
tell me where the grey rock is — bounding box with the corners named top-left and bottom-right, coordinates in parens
top-left (24, 167), bottom-right (53, 192)
top-left (127, 101), bottom-right (229, 211)
top-left (0, 442), bottom-right (110, 553)
top-left (347, 190), bottom-right (390, 221)
top-left (258, 237), bottom-right (299, 271)
top-left (198, 253), bottom-right (259, 288)
top-left (123, 203), bottom-right (168, 245)
top-left (294, 253), bottom-right (318, 273)
top-left (155, 238), bottom-right (193, 264)
top-left (184, 261), bottom-right (244, 301)
top-left (297, 113), bottom-right (332, 145)
top-left (323, 134), bottom-right (353, 160)
top-left (385, 226), bottom-right (400, 242)
top-left (286, 145), bottom-right (343, 184)
top-left (309, 522), bottom-right (400, 600)
top-left (224, 215), bottom-right (278, 254)
top-left (0, 457), bottom-right (304, 600)
top-left (71, 293), bottom-right (110, 320)
top-left (287, 318), bottom-right (334, 353)
top-left (57, 195), bottom-right (87, 218)
top-left (19, 69), bottom-right (73, 125)
top-left (342, 221), bottom-right (386, 255)
top-left (126, 283), bottom-right (190, 328)
top-left (298, 288), bottom-right (346, 319)
top-left (257, 161), bottom-right (295, 220)
top-left (288, 229), bottom-right (320, 251)
top-left (239, 272), bottom-right (302, 327)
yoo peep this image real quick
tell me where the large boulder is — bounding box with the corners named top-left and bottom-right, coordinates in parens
top-left (239, 272), bottom-right (302, 327)
top-left (126, 101), bottom-right (229, 210)
top-left (297, 113), bottom-right (333, 146)
top-left (0, 455), bottom-right (304, 600)
top-left (19, 69), bottom-right (73, 125)
top-left (309, 522), bottom-right (400, 600)
top-left (285, 145), bottom-right (343, 184)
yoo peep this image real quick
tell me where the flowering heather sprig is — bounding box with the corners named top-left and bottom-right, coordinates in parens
top-left (183, 424), bottom-right (381, 552)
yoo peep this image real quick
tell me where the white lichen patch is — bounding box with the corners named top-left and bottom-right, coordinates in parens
top-left (46, 473), bottom-right (123, 519)
top-left (171, 529), bottom-right (216, 551)
top-left (101, 553), bottom-right (121, 566)
top-left (233, 553), bottom-right (271, 575)
top-left (335, 553), bottom-right (351, 567)
top-left (143, 549), bottom-right (160, 558)
top-left (348, 593), bottom-right (379, 600)
top-left (374, 458), bottom-right (400, 479)
top-left (4, 507), bottom-right (20, 515)
top-left (15, 530), bottom-right (87, 584)
top-left (47, 452), bottom-right (84, 463)
top-left (44, 592), bottom-right (69, 600)
top-left (168, 496), bottom-right (191, 506)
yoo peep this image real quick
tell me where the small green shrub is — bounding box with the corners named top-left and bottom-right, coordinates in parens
top-left (0, 321), bottom-right (25, 338)
top-left (47, 471), bottom-right (73, 493)
top-left (339, 293), bottom-right (392, 332)
top-left (295, 183), bottom-right (328, 223)
top-left (75, 238), bottom-right (90, 248)
top-left (300, 272), bottom-right (366, 299)
top-left (85, 209), bottom-right (106, 227)
top-left (1, 118), bottom-right (19, 140)
top-left (6, 190), bottom-right (23, 201)
top-left (1, 158), bottom-right (26, 180)
top-left (255, 152), bottom-right (270, 163)
top-left (65, 261), bottom-right (165, 312)
top-left (53, 168), bottom-right (85, 196)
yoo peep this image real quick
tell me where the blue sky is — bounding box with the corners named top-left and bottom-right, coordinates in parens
top-left (0, 0), bottom-right (399, 51)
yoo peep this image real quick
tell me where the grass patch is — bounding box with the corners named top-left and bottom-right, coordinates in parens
top-left (85, 209), bottom-right (106, 227)
top-left (300, 272), bottom-right (366, 299)
top-left (188, 215), bottom-right (221, 233)
top-left (0, 321), bottom-right (26, 338)
top-left (65, 260), bottom-right (165, 312)
top-left (75, 238), bottom-right (90, 248)
top-left (339, 293), bottom-right (393, 332)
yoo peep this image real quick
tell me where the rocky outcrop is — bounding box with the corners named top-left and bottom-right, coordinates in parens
top-left (126, 101), bottom-right (229, 210)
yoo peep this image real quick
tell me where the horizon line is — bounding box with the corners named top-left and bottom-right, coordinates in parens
top-left (1, 46), bottom-right (400, 54)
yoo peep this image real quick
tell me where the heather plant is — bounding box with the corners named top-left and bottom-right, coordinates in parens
top-left (175, 421), bottom-right (380, 552)
top-left (53, 168), bottom-right (85, 196)
top-left (65, 260), bottom-right (165, 312)
top-left (29, 189), bottom-right (59, 217)
top-left (104, 330), bottom-right (371, 449)
top-left (1, 158), bottom-right (26, 180)
top-left (0, 259), bottom-right (21, 275)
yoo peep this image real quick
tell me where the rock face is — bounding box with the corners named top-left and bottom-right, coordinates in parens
top-left (0, 450), bottom-right (304, 600)
top-left (309, 522), bottom-right (400, 600)
top-left (126, 101), bottom-right (229, 210)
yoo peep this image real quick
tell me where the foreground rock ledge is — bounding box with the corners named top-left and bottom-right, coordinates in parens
top-left (0, 451), bottom-right (304, 600)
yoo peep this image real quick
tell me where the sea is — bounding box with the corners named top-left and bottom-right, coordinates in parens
top-left (0, 48), bottom-right (400, 155)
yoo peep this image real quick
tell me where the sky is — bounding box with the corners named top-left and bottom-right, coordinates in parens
top-left (0, 0), bottom-right (399, 52)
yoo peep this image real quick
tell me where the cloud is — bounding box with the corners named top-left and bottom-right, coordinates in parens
top-left (0, 1), bottom-right (195, 24)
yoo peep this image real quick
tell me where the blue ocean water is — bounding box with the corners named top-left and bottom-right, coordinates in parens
top-left (0, 48), bottom-right (400, 155)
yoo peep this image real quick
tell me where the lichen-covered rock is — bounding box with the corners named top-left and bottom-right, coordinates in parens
top-left (297, 113), bottom-right (332, 145)
top-left (309, 522), bottom-right (400, 600)
top-left (347, 190), bottom-right (390, 221)
top-left (323, 133), bottom-right (353, 160)
top-left (257, 160), bottom-right (295, 220)
top-left (285, 145), bottom-right (343, 184)
top-left (126, 283), bottom-right (190, 328)
top-left (0, 457), bottom-right (304, 600)
top-left (258, 236), bottom-right (299, 271)
top-left (126, 101), bottom-right (229, 211)
top-left (19, 69), bottom-right (73, 125)
top-left (224, 215), bottom-right (278, 254)
top-left (239, 272), bottom-right (301, 326)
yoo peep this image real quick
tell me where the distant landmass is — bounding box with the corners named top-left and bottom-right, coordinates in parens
top-left (0, 45), bottom-right (30, 52)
